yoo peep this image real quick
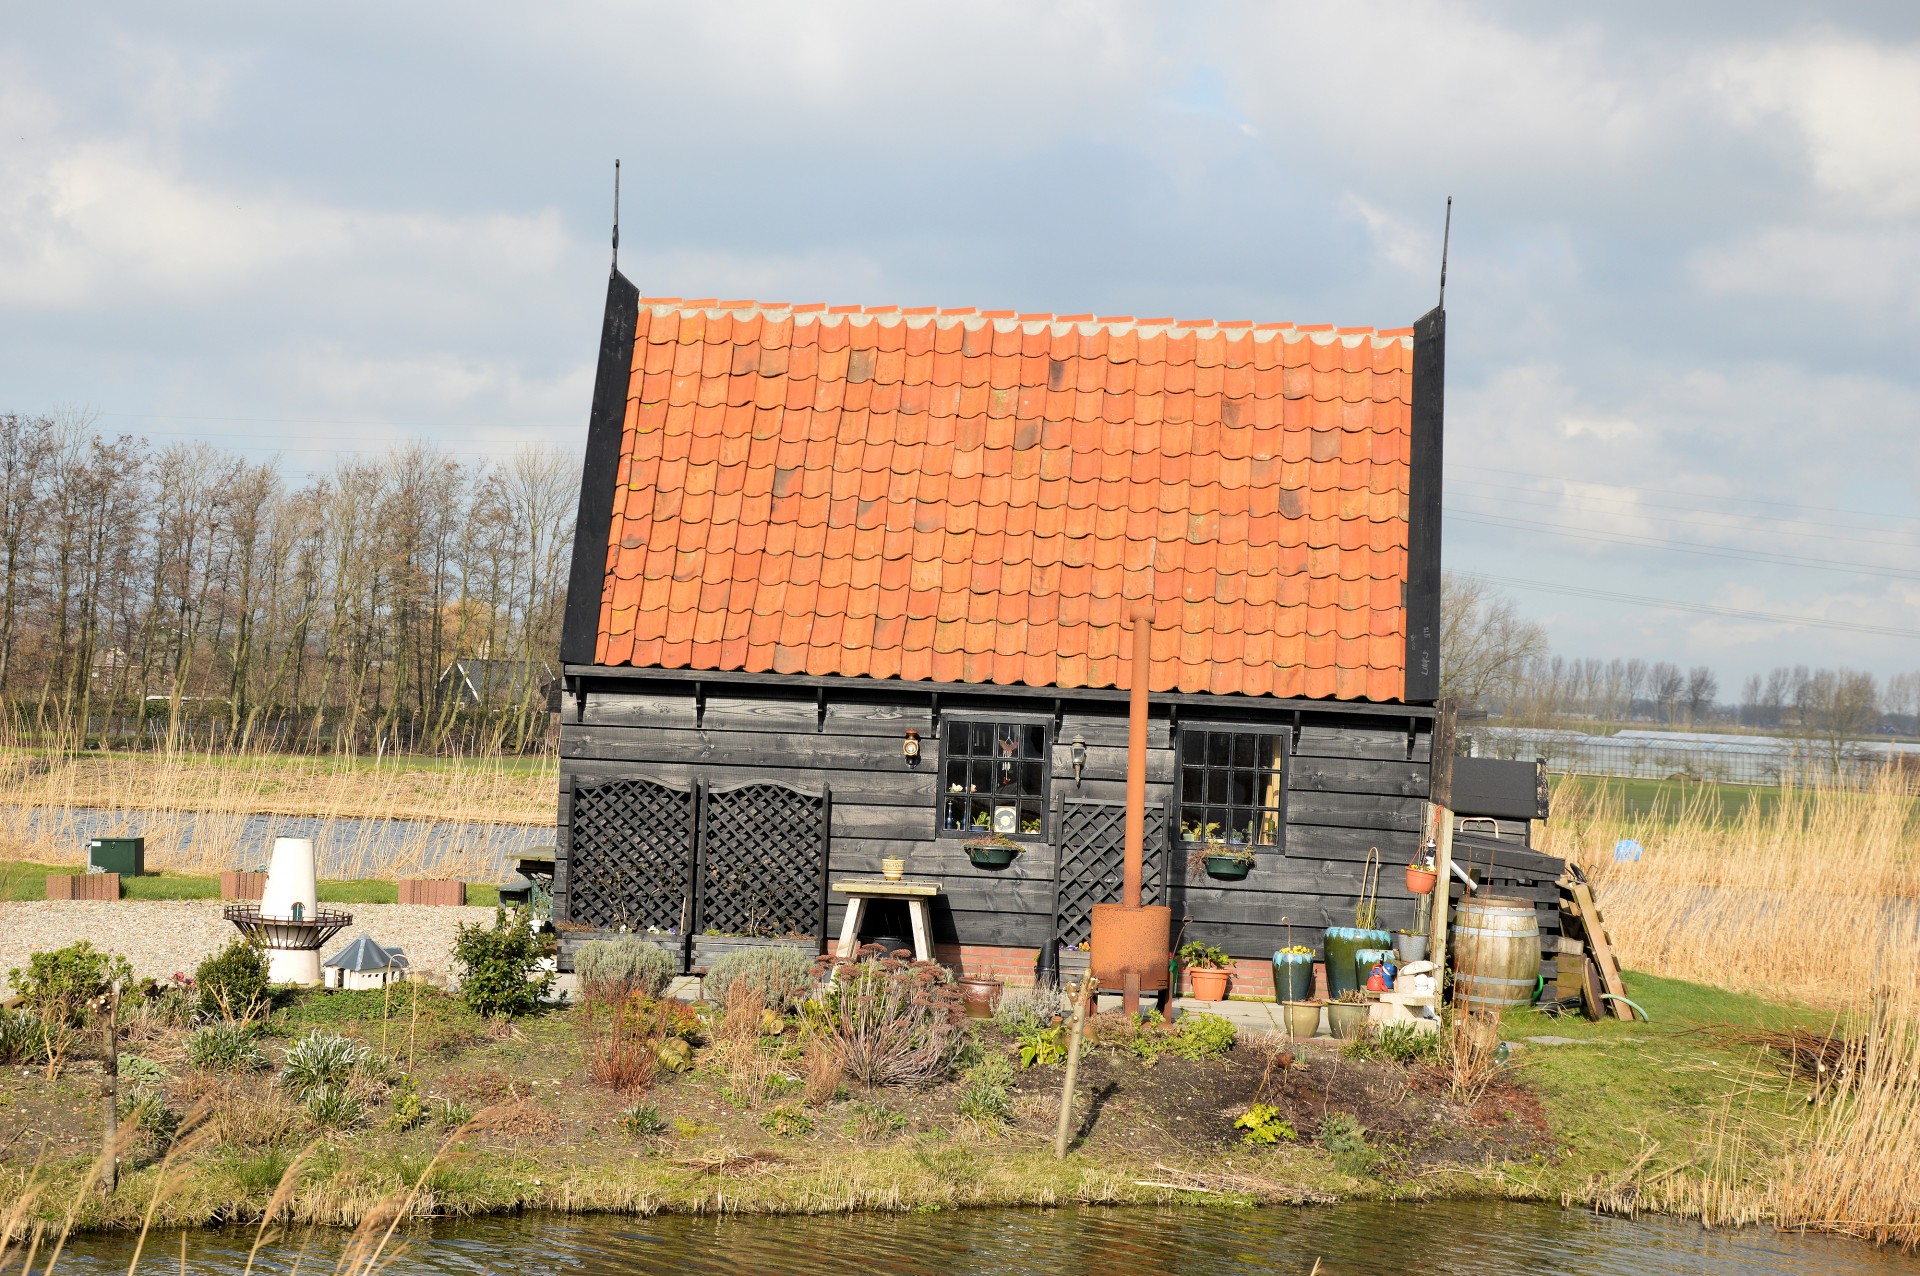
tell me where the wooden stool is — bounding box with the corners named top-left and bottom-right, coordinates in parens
top-left (831, 877), bottom-right (942, 963)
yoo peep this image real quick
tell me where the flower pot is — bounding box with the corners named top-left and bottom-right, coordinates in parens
top-left (1323, 928), bottom-right (1392, 998)
top-left (957, 976), bottom-right (1003, 1018)
top-left (966, 845), bottom-right (1019, 869)
top-left (1327, 1001), bottom-right (1371, 1040)
top-left (880, 857), bottom-right (906, 881)
top-left (1187, 967), bottom-right (1231, 1001)
top-left (1282, 1000), bottom-right (1324, 1039)
top-left (1405, 864), bottom-right (1438, 895)
top-left (1204, 854), bottom-right (1253, 881)
top-left (1393, 931), bottom-right (1429, 963)
top-left (1271, 951), bottom-right (1315, 1003)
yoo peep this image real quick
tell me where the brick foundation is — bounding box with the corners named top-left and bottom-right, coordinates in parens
top-left (932, 943), bottom-right (1041, 986)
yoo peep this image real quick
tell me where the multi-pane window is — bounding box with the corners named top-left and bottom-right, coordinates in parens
top-left (940, 720), bottom-right (1048, 838)
top-left (1177, 728), bottom-right (1286, 849)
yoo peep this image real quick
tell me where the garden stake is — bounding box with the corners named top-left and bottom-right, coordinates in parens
top-left (100, 979), bottom-right (121, 1195)
top-left (1054, 973), bottom-right (1098, 1158)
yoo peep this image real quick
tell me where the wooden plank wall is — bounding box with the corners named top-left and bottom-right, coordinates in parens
top-left (557, 681), bottom-right (1432, 961)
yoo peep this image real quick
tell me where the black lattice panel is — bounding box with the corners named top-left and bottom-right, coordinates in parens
top-left (568, 778), bottom-right (696, 932)
top-left (1055, 800), bottom-right (1167, 948)
top-left (698, 783), bottom-right (825, 939)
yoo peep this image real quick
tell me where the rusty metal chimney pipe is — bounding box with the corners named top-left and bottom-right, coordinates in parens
top-left (1123, 602), bottom-right (1151, 909)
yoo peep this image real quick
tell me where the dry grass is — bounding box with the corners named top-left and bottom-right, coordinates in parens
top-left (0, 739), bottom-right (554, 881)
top-left (1541, 777), bottom-right (1920, 1008)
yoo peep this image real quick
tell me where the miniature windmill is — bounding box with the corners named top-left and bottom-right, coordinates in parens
top-left (222, 837), bottom-right (352, 985)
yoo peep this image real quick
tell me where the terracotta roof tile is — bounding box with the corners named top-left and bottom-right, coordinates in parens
top-left (596, 300), bottom-right (1415, 701)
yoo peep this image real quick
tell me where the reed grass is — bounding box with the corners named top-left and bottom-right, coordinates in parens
top-left (0, 736), bottom-right (555, 883)
top-left (1539, 776), bottom-right (1920, 1008)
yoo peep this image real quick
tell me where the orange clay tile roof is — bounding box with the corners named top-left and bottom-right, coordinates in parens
top-left (595, 300), bottom-right (1413, 701)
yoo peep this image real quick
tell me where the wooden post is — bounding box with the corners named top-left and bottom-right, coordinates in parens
top-left (1428, 805), bottom-right (1455, 991)
top-left (100, 981), bottom-right (121, 1195)
top-left (1122, 604), bottom-right (1151, 911)
top-left (1053, 974), bottom-right (1097, 1158)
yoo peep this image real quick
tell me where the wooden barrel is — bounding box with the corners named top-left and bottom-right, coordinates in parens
top-left (1451, 896), bottom-right (1541, 1010)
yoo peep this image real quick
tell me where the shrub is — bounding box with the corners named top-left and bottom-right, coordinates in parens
top-left (816, 954), bottom-right (966, 1087)
top-left (386, 1076), bottom-right (427, 1131)
top-left (137, 974), bottom-right (199, 1027)
top-left (619, 1099), bottom-right (666, 1134)
top-left (187, 1022), bottom-right (268, 1073)
top-left (304, 1085), bottom-right (364, 1129)
top-left (1169, 1013), bottom-right (1237, 1061)
top-left (757, 1104), bottom-right (813, 1139)
top-left (575, 937), bottom-right (677, 1005)
top-left (956, 1052), bottom-right (1016, 1124)
top-left (0, 1009), bottom-right (47, 1064)
top-left (1235, 1103), bottom-right (1297, 1147)
top-left (120, 1089), bottom-right (181, 1144)
top-left (7, 940), bottom-right (134, 1024)
top-left (195, 937), bottom-right (272, 1021)
top-left (452, 908), bottom-right (553, 1019)
top-left (281, 1030), bottom-right (370, 1097)
top-left (991, 984), bottom-right (1059, 1037)
top-left (1320, 1112), bottom-right (1376, 1176)
top-left (584, 993), bottom-right (665, 1092)
top-left (706, 946), bottom-right (816, 1012)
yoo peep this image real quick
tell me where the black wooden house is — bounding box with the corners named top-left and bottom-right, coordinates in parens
top-left (553, 271), bottom-right (1475, 989)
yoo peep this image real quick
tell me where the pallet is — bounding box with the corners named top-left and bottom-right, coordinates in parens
top-left (1558, 866), bottom-right (1631, 1021)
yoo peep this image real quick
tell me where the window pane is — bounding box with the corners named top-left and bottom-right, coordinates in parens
top-left (1261, 735), bottom-right (1283, 770)
top-left (1206, 770), bottom-right (1230, 804)
top-left (1019, 801), bottom-right (1042, 834)
top-left (1023, 725), bottom-right (1045, 759)
top-left (970, 759), bottom-right (993, 794)
top-left (1231, 734), bottom-right (1255, 768)
top-left (945, 758), bottom-right (968, 793)
top-left (942, 797), bottom-right (965, 831)
top-left (1231, 771), bottom-right (1256, 806)
top-left (1182, 768), bottom-right (1205, 803)
top-left (1206, 733), bottom-right (1230, 766)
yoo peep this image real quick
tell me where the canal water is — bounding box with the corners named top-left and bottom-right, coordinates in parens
top-left (41, 1202), bottom-right (1920, 1274)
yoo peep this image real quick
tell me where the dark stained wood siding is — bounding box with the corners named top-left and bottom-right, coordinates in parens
top-left (557, 677), bottom-right (1434, 961)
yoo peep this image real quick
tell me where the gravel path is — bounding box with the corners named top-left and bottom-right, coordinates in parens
top-left (0, 900), bottom-right (493, 985)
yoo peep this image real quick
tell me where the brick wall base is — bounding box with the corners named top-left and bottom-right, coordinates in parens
top-left (929, 945), bottom-right (1327, 1004)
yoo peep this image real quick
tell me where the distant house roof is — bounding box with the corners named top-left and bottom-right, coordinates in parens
top-left (323, 934), bottom-right (408, 973)
top-left (589, 296), bottom-right (1434, 702)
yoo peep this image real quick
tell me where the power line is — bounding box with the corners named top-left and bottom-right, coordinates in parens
top-left (1454, 462), bottom-right (1917, 524)
top-left (1446, 508), bottom-right (1920, 582)
top-left (1450, 475), bottom-right (1918, 543)
top-left (1466, 571), bottom-right (1920, 640)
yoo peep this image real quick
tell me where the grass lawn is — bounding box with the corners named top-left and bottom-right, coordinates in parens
top-left (1551, 775), bottom-right (1788, 824)
top-left (0, 858), bottom-right (500, 906)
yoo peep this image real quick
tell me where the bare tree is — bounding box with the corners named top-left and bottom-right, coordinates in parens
top-left (1683, 665), bottom-right (1719, 728)
top-left (1649, 662), bottom-right (1684, 725)
top-left (1439, 573), bottom-right (1548, 713)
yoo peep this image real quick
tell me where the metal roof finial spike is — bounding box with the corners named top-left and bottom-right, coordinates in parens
top-left (612, 158), bottom-right (621, 272)
top-left (1438, 195), bottom-right (1452, 310)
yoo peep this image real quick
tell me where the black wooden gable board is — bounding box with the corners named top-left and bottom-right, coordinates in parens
top-left (1449, 756), bottom-right (1549, 821)
top-left (560, 268), bottom-right (641, 667)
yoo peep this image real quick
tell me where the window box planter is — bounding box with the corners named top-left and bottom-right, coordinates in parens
top-left (691, 934), bottom-right (817, 969)
top-left (965, 835), bottom-right (1024, 870)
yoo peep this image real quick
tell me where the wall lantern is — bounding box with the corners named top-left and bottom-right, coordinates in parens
top-left (1070, 735), bottom-right (1087, 785)
top-left (903, 729), bottom-right (921, 764)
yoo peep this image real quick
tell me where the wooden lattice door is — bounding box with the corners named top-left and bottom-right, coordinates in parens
top-left (564, 777), bottom-right (699, 935)
top-left (1051, 797), bottom-right (1169, 948)
top-left (694, 782), bottom-right (832, 945)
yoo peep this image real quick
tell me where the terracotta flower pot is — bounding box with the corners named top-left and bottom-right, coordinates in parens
top-left (1188, 967), bottom-right (1231, 1002)
top-left (1405, 864), bottom-right (1438, 895)
top-left (957, 976), bottom-right (1003, 1018)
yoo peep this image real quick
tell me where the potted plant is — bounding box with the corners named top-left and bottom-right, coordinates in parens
top-left (1327, 989), bottom-right (1372, 1040)
top-left (1187, 841), bottom-right (1256, 882)
top-left (1270, 945), bottom-right (1316, 1003)
top-left (1405, 856), bottom-right (1438, 896)
top-left (1281, 999), bottom-right (1323, 1039)
top-left (1178, 941), bottom-right (1232, 1001)
top-left (964, 832), bottom-right (1023, 869)
top-left (1393, 929), bottom-right (1428, 963)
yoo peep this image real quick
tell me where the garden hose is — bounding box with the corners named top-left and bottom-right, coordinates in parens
top-left (1599, 992), bottom-right (1650, 1021)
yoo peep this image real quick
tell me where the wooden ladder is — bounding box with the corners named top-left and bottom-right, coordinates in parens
top-left (1559, 866), bottom-right (1633, 1021)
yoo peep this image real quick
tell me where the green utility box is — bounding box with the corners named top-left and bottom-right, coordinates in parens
top-left (87, 836), bottom-right (145, 877)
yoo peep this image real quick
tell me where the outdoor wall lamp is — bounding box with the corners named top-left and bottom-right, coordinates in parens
top-left (1070, 735), bottom-right (1087, 785)
top-left (903, 729), bottom-right (921, 764)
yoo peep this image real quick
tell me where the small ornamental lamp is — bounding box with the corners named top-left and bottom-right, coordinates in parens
top-left (903, 729), bottom-right (921, 764)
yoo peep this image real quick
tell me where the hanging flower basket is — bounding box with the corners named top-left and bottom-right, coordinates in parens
top-left (965, 834), bottom-right (1023, 869)
top-left (1204, 848), bottom-right (1256, 880)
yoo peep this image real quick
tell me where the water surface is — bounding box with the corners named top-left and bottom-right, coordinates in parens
top-left (43, 1201), bottom-right (1920, 1275)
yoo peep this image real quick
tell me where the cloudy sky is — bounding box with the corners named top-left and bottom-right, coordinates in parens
top-left (4, 2), bottom-right (1917, 689)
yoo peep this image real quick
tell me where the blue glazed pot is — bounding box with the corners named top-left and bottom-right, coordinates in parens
top-left (1323, 927), bottom-right (1392, 998)
top-left (1271, 950), bottom-right (1315, 1003)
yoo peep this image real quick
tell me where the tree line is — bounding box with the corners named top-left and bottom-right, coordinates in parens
top-left (0, 410), bottom-right (576, 753)
top-left (1441, 574), bottom-right (1918, 741)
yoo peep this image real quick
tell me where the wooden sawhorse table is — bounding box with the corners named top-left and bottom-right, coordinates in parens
top-left (831, 877), bottom-right (941, 962)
